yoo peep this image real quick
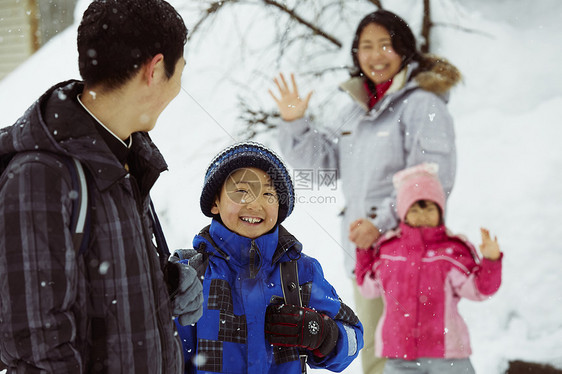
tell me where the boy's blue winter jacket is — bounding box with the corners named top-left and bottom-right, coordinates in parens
top-left (175, 220), bottom-right (363, 373)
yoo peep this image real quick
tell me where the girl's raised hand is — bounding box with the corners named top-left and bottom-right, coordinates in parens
top-left (479, 228), bottom-right (501, 261)
top-left (269, 73), bottom-right (313, 122)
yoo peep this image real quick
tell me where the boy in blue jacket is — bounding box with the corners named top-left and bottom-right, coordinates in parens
top-left (173, 141), bottom-right (363, 373)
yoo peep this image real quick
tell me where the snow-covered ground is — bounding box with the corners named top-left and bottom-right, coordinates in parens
top-left (1, 0), bottom-right (561, 372)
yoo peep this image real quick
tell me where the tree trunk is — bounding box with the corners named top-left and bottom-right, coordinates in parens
top-left (420, 0), bottom-right (431, 53)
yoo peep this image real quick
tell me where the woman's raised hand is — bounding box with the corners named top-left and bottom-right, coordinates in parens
top-left (269, 73), bottom-right (313, 122)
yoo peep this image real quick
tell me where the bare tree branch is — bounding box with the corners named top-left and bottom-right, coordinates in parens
top-left (187, 0), bottom-right (494, 137)
top-left (238, 99), bottom-right (279, 139)
top-left (188, 0), bottom-right (343, 48)
top-left (261, 0), bottom-right (342, 48)
top-left (432, 21), bottom-right (494, 38)
top-left (300, 65), bottom-right (351, 78)
top-left (187, 0), bottom-right (240, 41)
top-left (366, 0), bottom-right (383, 8)
top-left (420, 0), bottom-right (431, 53)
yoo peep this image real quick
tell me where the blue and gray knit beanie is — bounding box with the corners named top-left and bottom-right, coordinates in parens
top-left (200, 141), bottom-right (295, 224)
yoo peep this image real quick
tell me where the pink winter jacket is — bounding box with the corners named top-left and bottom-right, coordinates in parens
top-left (358, 222), bottom-right (502, 360)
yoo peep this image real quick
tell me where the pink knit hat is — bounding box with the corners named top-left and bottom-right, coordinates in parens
top-left (393, 163), bottom-right (445, 221)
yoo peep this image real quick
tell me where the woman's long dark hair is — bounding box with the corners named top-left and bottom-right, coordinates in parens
top-left (350, 10), bottom-right (432, 84)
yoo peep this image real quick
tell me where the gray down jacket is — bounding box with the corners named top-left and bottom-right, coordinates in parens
top-left (278, 56), bottom-right (461, 275)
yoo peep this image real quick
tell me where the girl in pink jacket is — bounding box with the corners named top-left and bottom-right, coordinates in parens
top-left (355, 163), bottom-right (502, 374)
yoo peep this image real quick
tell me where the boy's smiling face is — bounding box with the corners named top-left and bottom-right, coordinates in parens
top-left (211, 167), bottom-right (279, 239)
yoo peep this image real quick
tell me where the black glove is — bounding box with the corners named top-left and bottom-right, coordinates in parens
top-left (265, 304), bottom-right (339, 357)
top-left (165, 261), bottom-right (204, 326)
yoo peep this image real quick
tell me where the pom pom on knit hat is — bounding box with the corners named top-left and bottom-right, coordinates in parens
top-left (200, 141), bottom-right (295, 224)
top-left (393, 162), bottom-right (445, 221)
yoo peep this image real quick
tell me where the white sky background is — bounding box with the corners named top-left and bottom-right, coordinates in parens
top-left (1, 0), bottom-right (562, 372)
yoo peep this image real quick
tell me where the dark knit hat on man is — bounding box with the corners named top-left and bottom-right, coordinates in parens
top-left (200, 141), bottom-right (295, 224)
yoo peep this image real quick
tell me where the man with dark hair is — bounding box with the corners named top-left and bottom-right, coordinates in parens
top-left (0, 1), bottom-right (202, 372)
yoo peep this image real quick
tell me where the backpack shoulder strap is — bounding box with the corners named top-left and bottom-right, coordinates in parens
top-left (63, 157), bottom-right (90, 255)
top-left (280, 260), bottom-right (302, 307)
top-left (279, 260), bottom-right (307, 373)
top-left (1, 153), bottom-right (90, 256)
top-left (66, 161), bottom-right (172, 261)
top-left (149, 199), bottom-right (171, 261)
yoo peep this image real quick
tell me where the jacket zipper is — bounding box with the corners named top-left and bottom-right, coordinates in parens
top-left (249, 240), bottom-right (261, 279)
top-left (129, 174), bottom-right (167, 373)
top-left (144, 212), bottom-right (168, 373)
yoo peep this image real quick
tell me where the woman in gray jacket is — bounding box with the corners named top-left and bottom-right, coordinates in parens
top-left (270, 10), bottom-right (461, 374)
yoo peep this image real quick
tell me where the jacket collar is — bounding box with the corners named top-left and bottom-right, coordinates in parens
top-left (0, 80), bottom-right (167, 193)
top-left (378, 223), bottom-right (480, 262)
top-left (339, 55), bottom-right (461, 111)
top-left (378, 222), bottom-right (448, 248)
top-left (339, 65), bottom-right (411, 112)
top-left (193, 220), bottom-right (302, 276)
top-left (398, 222), bottom-right (448, 244)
